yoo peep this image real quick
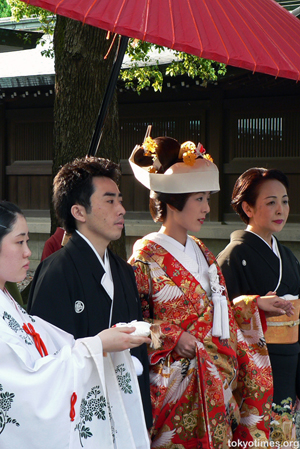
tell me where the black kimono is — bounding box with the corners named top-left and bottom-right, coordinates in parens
top-left (217, 230), bottom-right (300, 407)
top-left (27, 231), bottom-right (152, 428)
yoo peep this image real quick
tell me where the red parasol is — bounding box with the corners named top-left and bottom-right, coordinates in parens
top-left (19, 0), bottom-right (300, 80)
top-left (19, 0), bottom-right (300, 155)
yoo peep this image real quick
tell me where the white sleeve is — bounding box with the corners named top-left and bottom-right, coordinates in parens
top-left (0, 295), bottom-right (149, 449)
top-left (0, 331), bottom-right (149, 449)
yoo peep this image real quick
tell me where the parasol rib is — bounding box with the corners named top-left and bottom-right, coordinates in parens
top-left (53, 0), bottom-right (64, 14)
top-left (186, 0), bottom-right (203, 55)
top-left (230, 0), bottom-right (280, 76)
top-left (235, 0), bottom-right (300, 78)
top-left (113, 0), bottom-right (127, 33)
top-left (142, 0), bottom-right (151, 41)
top-left (249, 0), bottom-right (300, 80)
top-left (83, 0), bottom-right (99, 25)
top-left (202, 0), bottom-right (230, 63)
top-left (168, 0), bottom-right (175, 48)
top-left (218, 0), bottom-right (257, 72)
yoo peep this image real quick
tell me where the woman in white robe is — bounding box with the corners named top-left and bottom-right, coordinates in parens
top-left (0, 200), bottom-right (151, 449)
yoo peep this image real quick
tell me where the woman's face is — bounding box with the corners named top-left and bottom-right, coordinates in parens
top-left (164, 192), bottom-right (210, 244)
top-left (243, 179), bottom-right (289, 243)
top-left (0, 214), bottom-right (31, 290)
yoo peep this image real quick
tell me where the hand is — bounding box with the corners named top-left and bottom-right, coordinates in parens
top-left (257, 292), bottom-right (295, 318)
top-left (174, 331), bottom-right (198, 359)
top-left (98, 326), bottom-right (152, 353)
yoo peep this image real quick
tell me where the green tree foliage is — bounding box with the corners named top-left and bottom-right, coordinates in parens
top-left (9, 0), bottom-right (47, 21)
top-left (122, 40), bottom-right (226, 93)
top-left (0, 0), bottom-right (12, 17)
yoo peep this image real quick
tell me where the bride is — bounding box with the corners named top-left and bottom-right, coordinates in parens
top-left (128, 132), bottom-right (292, 449)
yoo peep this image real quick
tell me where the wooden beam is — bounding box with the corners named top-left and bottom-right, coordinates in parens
top-left (6, 161), bottom-right (52, 175)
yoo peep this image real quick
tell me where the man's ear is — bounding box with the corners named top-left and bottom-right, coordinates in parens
top-left (241, 201), bottom-right (253, 219)
top-left (71, 204), bottom-right (86, 224)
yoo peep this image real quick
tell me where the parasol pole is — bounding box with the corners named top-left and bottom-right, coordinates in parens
top-left (88, 35), bottom-right (129, 157)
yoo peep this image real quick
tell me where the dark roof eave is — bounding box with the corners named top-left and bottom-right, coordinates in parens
top-left (0, 28), bottom-right (44, 53)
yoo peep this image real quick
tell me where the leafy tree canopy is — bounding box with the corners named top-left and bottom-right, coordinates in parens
top-left (8, 0), bottom-right (227, 91)
top-left (121, 40), bottom-right (226, 93)
top-left (0, 0), bottom-right (12, 17)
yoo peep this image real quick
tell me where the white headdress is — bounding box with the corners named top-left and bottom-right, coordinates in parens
top-left (129, 126), bottom-right (220, 194)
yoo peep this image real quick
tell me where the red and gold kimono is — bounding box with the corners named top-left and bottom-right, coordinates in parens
top-left (129, 234), bottom-right (273, 449)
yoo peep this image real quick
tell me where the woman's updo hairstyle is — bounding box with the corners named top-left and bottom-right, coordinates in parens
top-left (152, 137), bottom-right (181, 172)
top-left (231, 168), bottom-right (289, 224)
top-left (0, 201), bottom-right (23, 246)
top-left (133, 136), bottom-right (180, 173)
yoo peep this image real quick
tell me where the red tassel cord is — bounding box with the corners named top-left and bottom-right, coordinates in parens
top-left (23, 322), bottom-right (77, 423)
top-left (23, 323), bottom-right (48, 357)
top-left (70, 392), bottom-right (77, 422)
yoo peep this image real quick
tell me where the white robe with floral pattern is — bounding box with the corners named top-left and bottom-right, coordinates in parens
top-left (0, 289), bottom-right (149, 449)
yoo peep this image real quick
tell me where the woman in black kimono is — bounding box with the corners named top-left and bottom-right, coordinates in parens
top-left (217, 168), bottom-right (300, 443)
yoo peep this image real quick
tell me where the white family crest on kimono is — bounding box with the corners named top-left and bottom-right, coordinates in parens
top-left (0, 289), bottom-right (150, 449)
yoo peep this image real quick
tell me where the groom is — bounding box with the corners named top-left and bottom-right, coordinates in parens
top-left (28, 156), bottom-right (152, 429)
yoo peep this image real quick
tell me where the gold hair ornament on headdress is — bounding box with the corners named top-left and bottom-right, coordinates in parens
top-left (143, 137), bottom-right (158, 157)
top-left (179, 141), bottom-right (213, 166)
top-left (142, 136), bottom-right (159, 173)
top-left (138, 125), bottom-right (160, 173)
top-left (140, 125), bottom-right (213, 173)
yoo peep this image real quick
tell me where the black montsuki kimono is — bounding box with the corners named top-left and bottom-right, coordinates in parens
top-left (27, 232), bottom-right (152, 428)
top-left (217, 230), bottom-right (300, 405)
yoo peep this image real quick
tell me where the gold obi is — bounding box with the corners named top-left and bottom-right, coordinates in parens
top-left (265, 298), bottom-right (300, 344)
